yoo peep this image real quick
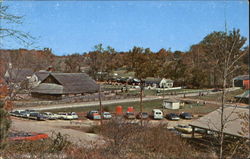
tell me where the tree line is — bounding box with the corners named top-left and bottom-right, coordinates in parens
top-left (0, 29), bottom-right (248, 89)
top-left (61, 29), bottom-right (249, 88)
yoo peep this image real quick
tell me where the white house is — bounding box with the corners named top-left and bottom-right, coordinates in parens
top-left (163, 99), bottom-right (180, 109)
top-left (159, 78), bottom-right (174, 88)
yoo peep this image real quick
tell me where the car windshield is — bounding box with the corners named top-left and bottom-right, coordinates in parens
top-left (142, 112), bottom-right (148, 115)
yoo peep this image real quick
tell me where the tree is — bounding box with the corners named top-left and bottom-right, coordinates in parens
top-left (0, 4), bottom-right (35, 148)
top-left (201, 29), bottom-right (247, 159)
top-left (64, 53), bottom-right (84, 73)
top-left (0, 4), bottom-right (34, 47)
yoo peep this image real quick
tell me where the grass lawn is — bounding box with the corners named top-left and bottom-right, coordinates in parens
top-left (46, 99), bottom-right (219, 116)
top-left (188, 89), bottom-right (245, 102)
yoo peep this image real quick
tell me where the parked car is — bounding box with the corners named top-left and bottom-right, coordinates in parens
top-left (136, 112), bottom-right (149, 119)
top-left (68, 112), bottom-right (79, 119)
top-left (22, 109), bottom-right (36, 118)
top-left (29, 112), bottom-right (47, 121)
top-left (152, 109), bottom-right (163, 120)
top-left (10, 110), bottom-right (24, 117)
top-left (102, 112), bottom-right (112, 119)
top-left (125, 112), bottom-right (136, 119)
top-left (212, 88), bottom-right (222, 92)
top-left (8, 132), bottom-right (48, 141)
top-left (179, 112), bottom-right (193, 119)
top-left (57, 112), bottom-right (75, 120)
top-left (42, 112), bottom-right (59, 120)
top-left (166, 113), bottom-right (180, 121)
top-left (19, 110), bottom-right (29, 118)
top-left (174, 124), bottom-right (192, 134)
top-left (87, 110), bottom-right (101, 120)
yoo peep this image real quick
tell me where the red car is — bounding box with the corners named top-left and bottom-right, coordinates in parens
top-left (8, 132), bottom-right (49, 141)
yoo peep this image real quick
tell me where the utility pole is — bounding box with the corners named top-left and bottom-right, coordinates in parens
top-left (98, 85), bottom-right (103, 125)
top-left (140, 80), bottom-right (143, 126)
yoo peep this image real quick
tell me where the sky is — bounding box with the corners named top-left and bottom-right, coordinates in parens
top-left (1, 0), bottom-right (249, 55)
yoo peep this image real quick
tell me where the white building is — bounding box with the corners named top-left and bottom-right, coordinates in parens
top-left (163, 99), bottom-right (180, 109)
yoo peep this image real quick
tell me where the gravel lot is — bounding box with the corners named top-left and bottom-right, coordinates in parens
top-left (10, 117), bottom-right (103, 146)
top-left (10, 116), bottom-right (194, 145)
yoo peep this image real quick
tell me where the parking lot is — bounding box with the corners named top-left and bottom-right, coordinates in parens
top-left (10, 110), bottom-right (196, 145)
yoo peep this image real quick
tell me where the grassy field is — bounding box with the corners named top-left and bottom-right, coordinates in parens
top-left (189, 89), bottom-right (245, 102)
top-left (45, 99), bottom-right (219, 115)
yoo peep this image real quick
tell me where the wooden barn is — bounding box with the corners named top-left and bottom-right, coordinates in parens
top-left (31, 73), bottom-right (99, 100)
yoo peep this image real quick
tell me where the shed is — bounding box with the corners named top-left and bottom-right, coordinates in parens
top-left (233, 75), bottom-right (249, 89)
top-left (163, 98), bottom-right (180, 109)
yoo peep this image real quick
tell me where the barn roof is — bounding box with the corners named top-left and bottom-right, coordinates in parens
top-left (190, 107), bottom-right (249, 138)
top-left (34, 71), bottom-right (50, 81)
top-left (32, 72), bottom-right (99, 94)
top-left (31, 83), bottom-right (63, 94)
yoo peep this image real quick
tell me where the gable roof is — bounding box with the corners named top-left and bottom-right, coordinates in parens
top-left (32, 72), bottom-right (99, 94)
top-left (190, 107), bottom-right (249, 138)
top-left (51, 73), bottom-right (99, 94)
top-left (34, 71), bottom-right (50, 81)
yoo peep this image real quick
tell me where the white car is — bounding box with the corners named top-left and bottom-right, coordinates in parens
top-left (102, 112), bottom-right (112, 119)
top-left (58, 112), bottom-right (74, 120)
top-left (43, 112), bottom-right (59, 120)
top-left (152, 109), bottom-right (164, 120)
top-left (68, 112), bottom-right (78, 119)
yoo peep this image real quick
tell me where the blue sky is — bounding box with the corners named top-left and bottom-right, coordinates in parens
top-left (2, 1), bottom-right (249, 55)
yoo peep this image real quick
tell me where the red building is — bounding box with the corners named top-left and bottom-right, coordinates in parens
top-left (233, 75), bottom-right (249, 89)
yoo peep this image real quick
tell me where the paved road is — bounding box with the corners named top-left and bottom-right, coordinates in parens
top-left (15, 87), bottom-right (240, 111)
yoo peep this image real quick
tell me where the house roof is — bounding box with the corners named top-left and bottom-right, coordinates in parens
top-left (190, 107), bottom-right (249, 138)
top-left (5, 68), bottom-right (33, 83)
top-left (145, 77), bottom-right (162, 84)
top-left (31, 72), bottom-right (99, 94)
top-left (233, 75), bottom-right (249, 81)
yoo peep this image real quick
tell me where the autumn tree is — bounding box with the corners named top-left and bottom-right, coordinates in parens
top-left (201, 29), bottom-right (247, 159)
top-left (64, 53), bottom-right (84, 73)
